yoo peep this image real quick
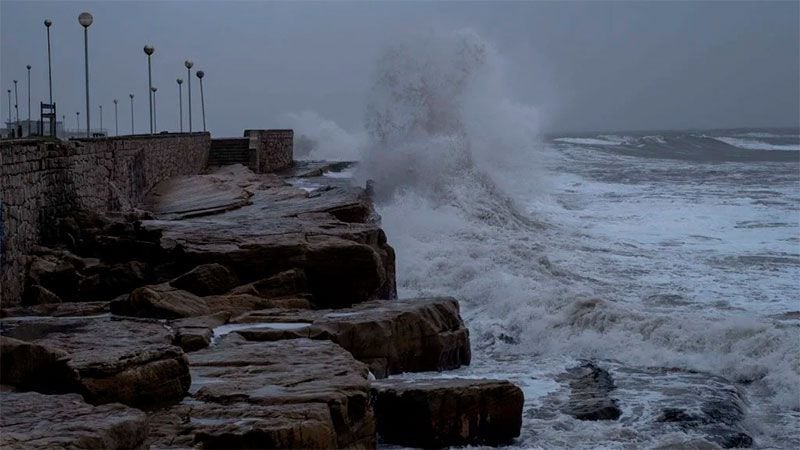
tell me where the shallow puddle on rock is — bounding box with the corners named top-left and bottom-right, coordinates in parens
top-left (210, 322), bottom-right (311, 345)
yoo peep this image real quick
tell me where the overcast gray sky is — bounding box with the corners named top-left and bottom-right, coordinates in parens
top-left (1, 0), bottom-right (798, 137)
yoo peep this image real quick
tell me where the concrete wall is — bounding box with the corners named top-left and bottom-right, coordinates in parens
top-left (246, 129), bottom-right (293, 173)
top-left (0, 132), bottom-right (210, 306)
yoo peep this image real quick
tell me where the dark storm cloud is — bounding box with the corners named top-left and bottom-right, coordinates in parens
top-left (1, 1), bottom-right (797, 136)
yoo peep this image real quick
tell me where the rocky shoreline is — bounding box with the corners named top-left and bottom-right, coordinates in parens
top-left (0, 162), bottom-right (524, 449)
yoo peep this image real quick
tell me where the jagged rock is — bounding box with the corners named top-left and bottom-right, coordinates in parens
top-left (371, 378), bottom-right (524, 447)
top-left (148, 337), bottom-right (375, 449)
top-left (0, 391), bottom-right (148, 449)
top-left (0, 336), bottom-right (78, 392)
top-left (112, 283), bottom-right (210, 319)
top-left (170, 263), bottom-right (239, 296)
top-left (172, 312), bottom-right (231, 352)
top-left (563, 362), bottom-right (622, 421)
top-left (0, 316), bottom-right (190, 407)
top-left (231, 297), bottom-right (471, 378)
top-left (228, 268), bottom-right (308, 299)
top-left (26, 255), bottom-right (82, 301)
top-left (22, 285), bottom-right (62, 305)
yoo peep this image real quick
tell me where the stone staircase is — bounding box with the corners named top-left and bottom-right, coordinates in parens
top-left (208, 138), bottom-right (249, 166)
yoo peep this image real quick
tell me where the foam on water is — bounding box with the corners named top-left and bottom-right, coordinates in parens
top-left (284, 29), bottom-right (800, 448)
top-left (713, 136), bottom-right (800, 151)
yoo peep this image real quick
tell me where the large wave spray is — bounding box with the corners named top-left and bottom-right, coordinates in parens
top-left (285, 29), bottom-right (799, 447)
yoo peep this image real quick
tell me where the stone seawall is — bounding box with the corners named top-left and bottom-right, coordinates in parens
top-left (246, 129), bottom-right (293, 173)
top-left (0, 133), bottom-right (210, 306)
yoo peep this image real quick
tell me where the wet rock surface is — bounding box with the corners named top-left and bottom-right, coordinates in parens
top-left (229, 297), bottom-right (471, 377)
top-left (0, 316), bottom-right (190, 407)
top-left (0, 163), bottom-right (526, 449)
top-left (0, 391), bottom-right (148, 450)
top-left (371, 378), bottom-right (524, 447)
top-left (148, 337), bottom-right (375, 449)
top-left (141, 165), bottom-right (396, 306)
top-left (562, 362), bottom-right (622, 421)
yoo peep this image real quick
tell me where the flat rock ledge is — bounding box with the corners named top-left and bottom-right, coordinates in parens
top-left (0, 316), bottom-right (190, 407)
top-left (148, 337), bottom-right (374, 449)
top-left (371, 378), bottom-right (524, 448)
top-left (0, 391), bottom-right (148, 449)
top-left (0, 164), bottom-right (526, 449)
top-left (229, 297), bottom-right (471, 378)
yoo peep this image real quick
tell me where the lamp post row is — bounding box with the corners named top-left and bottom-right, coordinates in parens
top-left (6, 12), bottom-right (208, 138)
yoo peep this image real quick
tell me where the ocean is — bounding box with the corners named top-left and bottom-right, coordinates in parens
top-left (293, 29), bottom-right (800, 449)
top-left (374, 128), bottom-right (800, 449)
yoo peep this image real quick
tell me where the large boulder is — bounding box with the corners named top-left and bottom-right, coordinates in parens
top-left (231, 297), bottom-right (471, 378)
top-left (25, 254), bottom-right (82, 301)
top-left (22, 285), bottom-right (62, 306)
top-left (1, 316), bottom-right (190, 407)
top-left (228, 268), bottom-right (308, 299)
top-left (371, 378), bottom-right (524, 447)
top-left (170, 263), bottom-right (239, 296)
top-left (0, 391), bottom-right (148, 450)
top-left (0, 336), bottom-right (78, 392)
top-left (111, 283), bottom-right (210, 319)
top-left (147, 337), bottom-right (375, 449)
top-left (78, 260), bottom-right (153, 300)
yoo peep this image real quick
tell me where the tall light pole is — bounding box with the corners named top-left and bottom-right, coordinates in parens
top-left (76, 111), bottom-right (80, 130)
top-left (44, 19), bottom-right (55, 136)
top-left (78, 12), bottom-right (93, 138)
top-left (151, 86), bottom-right (158, 132)
top-left (129, 94), bottom-right (134, 134)
top-left (184, 60), bottom-right (193, 132)
top-left (44, 20), bottom-right (53, 104)
top-left (196, 70), bottom-right (206, 132)
top-left (113, 99), bottom-right (118, 136)
top-left (14, 80), bottom-right (19, 127)
top-left (176, 78), bottom-right (183, 132)
top-left (99, 104), bottom-right (103, 134)
top-left (13, 80), bottom-right (19, 133)
top-left (6, 90), bottom-right (10, 130)
top-left (26, 65), bottom-right (31, 135)
top-left (144, 45), bottom-right (154, 134)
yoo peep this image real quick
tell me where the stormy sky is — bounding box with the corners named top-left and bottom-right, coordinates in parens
top-left (1, 1), bottom-right (798, 137)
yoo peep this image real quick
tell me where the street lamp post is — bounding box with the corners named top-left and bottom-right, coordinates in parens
top-left (184, 60), bottom-right (193, 132)
top-left (144, 45), bottom-right (154, 134)
top-left (26, 65), bottom-right (31, 135)
top-left (176, 78), bottom-right (183, 132)
top-left (99, 104), bottom-right (103, 134)
top-left (76, 111), bottom-right (80, 131)
top-left (44, 20), bottom-right (53, 104)
top-left (44, 19), bottom-right (55, 136)
top-left (78, 12), bottom-right (93, 138)
top-left (196, 70), bottom-right (206, 132)
top-left (129, 94), bottom-right (134, 134)
top-left (6, 90), bottom-right (10, 131)
top-left (151, 86), bottom-right (158, 132)
top-left (13, 80), bottom-right (19, 136)
top-left (13, 80), bottom-right (19, 123)
top-left (113, 99), bottom-right (118, 136)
